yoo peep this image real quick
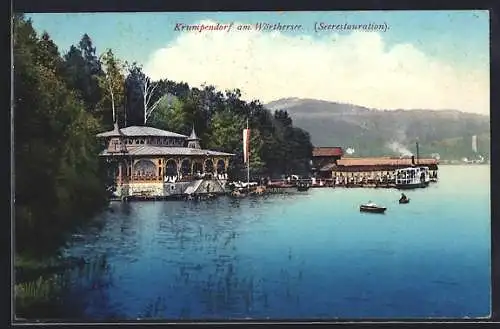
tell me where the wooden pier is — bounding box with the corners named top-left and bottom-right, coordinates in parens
top-left (114, 192), bottom-right (227, 202)
top-left (108, 178), bottom-right (427, 204)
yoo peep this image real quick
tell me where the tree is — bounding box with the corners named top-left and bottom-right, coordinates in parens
top-left (37, 32), bottom-right (65, 74)
top-left (98, 49), bottom-right (126, 127)
top-left (207, 109), bottom-right (245, 152)
top-left (141, 76), bottom-right (163, 124)
top-left (14, 15), bottom-right (108, 257)
top-left (79, 34), bottom-right (102, 75)
top-left (274, 109), bottom-right (293, 127)
top-left (148, 93), bottom-right (180, 131)
top-left (248, 129), bottom-right (265, 173)
top-left (124, 63), bottom-right (165, 126)
top-left (62, 34), bottom-right (104, 113)
top-left (124, 64), bottom-right (143, 126)
top-left (287, 127), bottom-right (313, 174)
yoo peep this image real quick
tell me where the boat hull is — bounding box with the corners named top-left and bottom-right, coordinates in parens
top-left (360, 205), bottom-right (387, 213)
top-left (396, 182), bottom-right (429, 189)
top-left (399, 199), bottom-right (410, 204)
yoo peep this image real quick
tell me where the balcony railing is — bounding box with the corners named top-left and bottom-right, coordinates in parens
top-left (119, 175), bottom-right (163, 183)
top-left (117, 172), bottom-right (229, 184)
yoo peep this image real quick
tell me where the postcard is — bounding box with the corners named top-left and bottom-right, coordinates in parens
top-left (13, 10), bottom-right (491, 321)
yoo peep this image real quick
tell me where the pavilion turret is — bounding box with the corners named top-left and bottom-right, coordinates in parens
top-left (186, 125), bottom-right (201, 149)
top-left (105, 121), bottom-right (128, 153)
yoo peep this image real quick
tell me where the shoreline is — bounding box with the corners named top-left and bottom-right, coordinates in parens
top-left (437, 163), bottom-right (489, 166)
top-left (107, 182), bottom-right (441, 202)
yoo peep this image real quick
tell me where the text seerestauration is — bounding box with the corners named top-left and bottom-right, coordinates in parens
top-left (314, 22), bottom-right (389, 32)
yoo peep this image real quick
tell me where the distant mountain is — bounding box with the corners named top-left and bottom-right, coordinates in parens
top-left (265, 98), bottom-right (490, 160)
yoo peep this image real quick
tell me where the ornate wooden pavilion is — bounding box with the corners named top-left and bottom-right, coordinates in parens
top-left (96, 123), bottom-right (234, 186)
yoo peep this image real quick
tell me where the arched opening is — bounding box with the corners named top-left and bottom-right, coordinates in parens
top-left (121, 159), bottom-right (130, 178)
top-left (166, 159), bottom-right (178, 176)
top-left (193, 162), bottom-right (203, 175)
top-left (204, 159), bottom-right (214, 174)
top-left (216, 159), bottom-right (227, 179)
top-left (204, 159), bottom-right (214, 178)
top-left (181, 159), bottom-right (191, 176)
top-left (216, 159), bottom-right (226, 174)
top-left (165, 159), bottom-right (177, 181)
top-left (133, 159), bottom-right (157, 180)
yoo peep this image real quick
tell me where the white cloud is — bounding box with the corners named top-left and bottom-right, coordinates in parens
top-left (144, 20), bottom-right (489, 115)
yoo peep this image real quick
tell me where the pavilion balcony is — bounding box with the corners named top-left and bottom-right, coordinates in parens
top-left (118, 175), bottom-right (164, 183)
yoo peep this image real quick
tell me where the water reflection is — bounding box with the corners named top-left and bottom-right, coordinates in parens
top-left (64, 195), bottom-right (311, 319)
top-left (46, 255), bottom-right (122, 320)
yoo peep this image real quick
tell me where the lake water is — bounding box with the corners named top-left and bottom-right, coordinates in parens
top-left (61, 165), bottom-right (491, 320)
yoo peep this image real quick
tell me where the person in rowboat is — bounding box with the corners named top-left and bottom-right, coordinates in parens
top-left (400, 193), bottom-right (407, 201)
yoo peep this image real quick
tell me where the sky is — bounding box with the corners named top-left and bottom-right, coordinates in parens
top-left (27, 11), bottom-right (490, 115)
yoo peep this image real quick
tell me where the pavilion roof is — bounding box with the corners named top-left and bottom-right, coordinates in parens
top-left (97, 126), bottom-right (188, 138)
top-left (99, 145), bottom-right (234, 157)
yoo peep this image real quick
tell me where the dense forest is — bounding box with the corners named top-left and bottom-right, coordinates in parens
top-left (14, 14), bottom-right (312, 260)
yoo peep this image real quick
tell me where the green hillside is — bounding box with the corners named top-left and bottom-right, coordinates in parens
top-left (266, 98), bottom-right (490, 160)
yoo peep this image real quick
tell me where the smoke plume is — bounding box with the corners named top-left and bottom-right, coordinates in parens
top-left (386, 141), bottom-right (413, 157)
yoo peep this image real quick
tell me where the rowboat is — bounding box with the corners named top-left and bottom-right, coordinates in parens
top-left (360, 202), bottom-right (387, 213)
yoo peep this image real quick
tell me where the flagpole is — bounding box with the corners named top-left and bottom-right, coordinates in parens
top-left (246, 118), bottom-right (250, 189)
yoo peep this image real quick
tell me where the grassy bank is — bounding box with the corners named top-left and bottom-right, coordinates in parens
top-left (15, 254), bottom-right (68, 319)
top-left (15, 253), bottom-right (110, 320)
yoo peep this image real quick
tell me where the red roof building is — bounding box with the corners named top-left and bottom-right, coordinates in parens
top-left (311, 147), bottom-right (344, 173)
top-left (325, 156), bottom-right (439, 172)
top-left (312, 147), bottom-right (344, 157)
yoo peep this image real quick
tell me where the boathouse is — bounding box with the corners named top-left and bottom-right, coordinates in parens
top-left (320, 155), bottom-right (439, 183)
top-left (96, 123), bottom-right (234, 198)
top-left (311, 147), bottom-right (343, 174)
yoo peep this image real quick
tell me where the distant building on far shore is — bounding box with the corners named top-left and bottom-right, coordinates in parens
top-left (317, 155), bottom-right (439, 181)
top-left (311, 147), bottom-right (343, 175)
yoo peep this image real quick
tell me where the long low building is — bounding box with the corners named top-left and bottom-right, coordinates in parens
top-left (319, 156), bottom-right (439, 182)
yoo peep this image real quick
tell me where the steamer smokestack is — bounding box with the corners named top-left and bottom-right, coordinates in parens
top-left (416, 142), bottom-right (420, 165)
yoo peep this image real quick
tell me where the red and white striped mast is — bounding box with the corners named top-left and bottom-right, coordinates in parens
top-left (243, 118), bottom-right (250, 188)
